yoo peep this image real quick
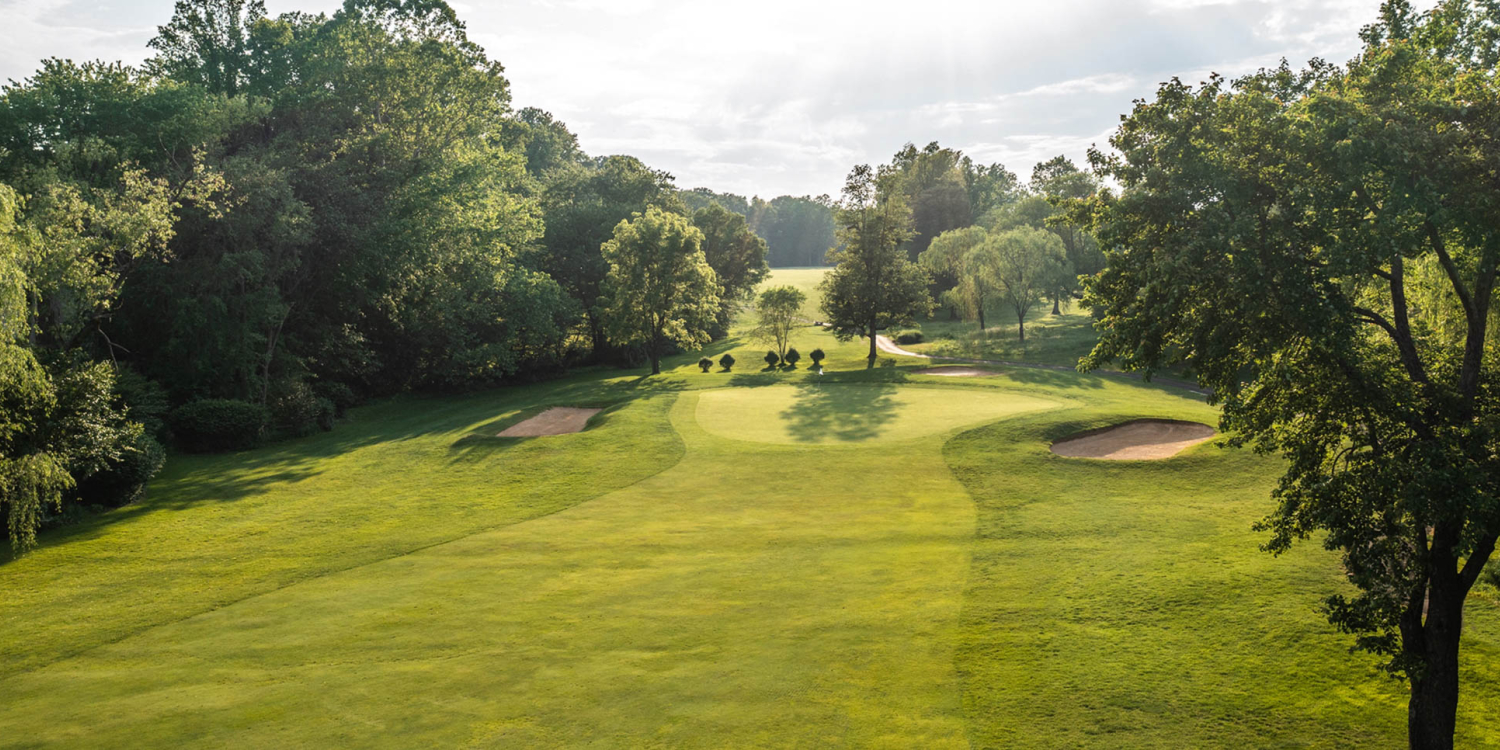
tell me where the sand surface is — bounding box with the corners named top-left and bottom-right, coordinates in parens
top-left (1051, 419), bottom-right (1215, 460)
top-left (912, 367), bottom-right (998, 377)
top-left (498, 407), bottom-right (601, 437)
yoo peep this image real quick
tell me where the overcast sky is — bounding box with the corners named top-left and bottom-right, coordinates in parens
top-left (1, 0), bottom-right (1414, 198)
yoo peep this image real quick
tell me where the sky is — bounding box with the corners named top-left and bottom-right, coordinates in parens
top-left (0, 0), bottom-right (1415, 199)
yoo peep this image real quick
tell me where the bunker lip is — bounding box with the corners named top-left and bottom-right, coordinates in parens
top-left (1050, 418), bottom-right (1215, 460)
top-left (498, 407), bottom-right (602, 437)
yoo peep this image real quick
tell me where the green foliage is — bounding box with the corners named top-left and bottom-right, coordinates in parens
top-left (698, 357), bottom-right (713, 373)
top-left (268, 381), bottom-right (334, 438)
top-left (819, 165), bottom-right (933, 361)
top-left (73, 433), bottom-right (166, 508)
top-left (751, 195), bottom-right (837, 268)
top-left (890, 142), bottom-right (973, 260)
top-left (809, 348), bottom-right (825, 365)
top-left (922, 225), bottom-right (996, 329)
top-left (718, 353), bottom-right (735, 371)
top-left (894, 330), bottom-right (925, 345)
top-left (752, 284), bottom-right (807, 362)
top-left (693, 202), bottom-right (769, 335)
top-left (1078, 2), bottom-right (1500, 740)
top-left (783, 348), bottom-right (801, 367)
top-left (986, 227), bottom-right (1070, 342)
top-left (170, 398), bottom-right (266, 452)
top-left (764, 350), bottom-right (781, 368)
top-left (600, 207), bottom-right (721, 375)
top-left (312, 381), bottom-right (359, 418)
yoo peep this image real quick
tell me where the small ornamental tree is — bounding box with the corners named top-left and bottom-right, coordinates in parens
top-left (784, 348), bottom-right (801, 367)
top-left (809, 348), bottom-right (825, 366)
top-left (752, 285), bottom-right (806, 363)
top-left (599, 207), bottom-right (722, 375)
top-left (763, 350), bottom-right (780, 368)
top-left (718, 353), bottom-right (735, 372)
top-left (698, 357), bottom-right (713, 373)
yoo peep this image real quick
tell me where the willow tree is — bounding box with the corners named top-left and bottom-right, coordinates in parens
top-left (921, 225), bottom-right (995, 329)
top-left (1079, 2), bottom-right (1500, 746)
top-left (599, 208), bottom-right (720, 375)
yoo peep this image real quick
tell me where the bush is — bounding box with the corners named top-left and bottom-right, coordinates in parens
top-left (894, 329), bottom-right (924, 345)
top-left (719, 353), bottom-right (736, 371)
top-left (698, 357), bottom-right (713, 373)
top-left (809, 348), bottom-right (825, 365)
top-left (312, 380), bottom-right (359, 417)
top-left (269, 381), bottom-right (336, 438)
top-left (764, 350), bottom-right (780, 368)
top-left (73, 433), bottom-right (166, 508)
top-left (113, 368), bottom-right (170, 441)
top-left (170, 399), bottom-right (267, 452)
top-left (784, 348), bottom-right (801, 367)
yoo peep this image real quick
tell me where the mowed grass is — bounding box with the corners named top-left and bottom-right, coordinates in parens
top-left (1, 301), bottom-right (1498, 747)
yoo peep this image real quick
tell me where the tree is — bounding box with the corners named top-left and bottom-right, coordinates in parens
top-left (920, 226), bottom-right (995, 329)
top-left (693, 202), bottom-right (769, 335)
top-left (718, 353), bottom-right (735, 371)
top-left (987, 227), bottom-right (1067, 342)
top-left (1078, 3), bottom-right (1500, 746)
top-left (819, 165), bottom-right (932, 362)
top-left (752, 285), bottom-right (806, 363)
top-left (599, 208), bottom-right (720, 375)
top-left (890, 142), bottom-right (973, 261)
top-left (784, 348), bottom-right (801, 367)
top-left (754, 195), bottom-right (837, 267)
top-left (147, 0), bottom-right (267, 96)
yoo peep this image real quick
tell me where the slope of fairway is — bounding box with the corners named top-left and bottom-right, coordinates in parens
top-left (942, 378), bottom-right (1500, 748)
top-left (0, 391), bottom-right (978, 747)
top-left (695, 383), bottom-right (1059, 444)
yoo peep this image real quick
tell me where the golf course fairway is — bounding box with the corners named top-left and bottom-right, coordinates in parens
top-left (1, 325), bottom-right (1498, 747)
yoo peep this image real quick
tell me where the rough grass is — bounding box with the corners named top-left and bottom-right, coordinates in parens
top-left (1, 300), bottom-right (1497, 747)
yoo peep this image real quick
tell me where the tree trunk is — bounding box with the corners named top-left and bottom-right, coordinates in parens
top-left (1017, 312), bottom-right (1026, 343)
top-left (867, 320), bottom-right (878, 362)
top-left (1052, 298), bottom-right (1061, 315)
top-left (1407, 577), bottom-right (1465, 750)
top-left (978, 308), bottom-right (986, 331)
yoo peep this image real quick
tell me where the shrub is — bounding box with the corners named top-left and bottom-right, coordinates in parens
top-left (698, 357), bottom-right (713, 373)
top-left (894, 329), bottom-right (924, 345)
top-left (809, 348), bottom-right (825, 365)
top-left (113, 368), bottom-right (170, 440)
top-left (73, 433), bottom-right (166, 508)
top-left (312, 381), bottom-right (359, 417)
top-left (784, 348), bottom-right (801, 367)
top-left (170, 399), bottom-right (267, 452)
top-left (718, 353), bottom-right (736, 371)
top-left (269, 381), bottom-right (336, 438)
top-left (764, 350), bottom-right (780, 368)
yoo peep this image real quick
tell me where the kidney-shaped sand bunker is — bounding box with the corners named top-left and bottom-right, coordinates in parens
top-left (498, 407), bottom-right (601, 437)
top-left (1051, 419), bottom-right (1215, 460)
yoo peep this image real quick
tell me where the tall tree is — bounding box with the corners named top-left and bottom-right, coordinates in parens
top-left (819, 165), bottom-right (932, 362)
top-left (692, 202), bottom-right (769, 335)
top-left (147, 0), bottom-right (266, 96)
top-left (987, 227), bottom-right (1068, 342)
top-left (1078, 3), bottom-right (1500, 746)
top-left (599, 207), bottom-right (720, 375)
top-left (891, 142), bottom-right (973, 261)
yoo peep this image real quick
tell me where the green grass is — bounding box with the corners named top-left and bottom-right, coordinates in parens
top-left (762, 266), bottom-right (828, 321)
top-left (1, 305), bottom-right (1497, 747)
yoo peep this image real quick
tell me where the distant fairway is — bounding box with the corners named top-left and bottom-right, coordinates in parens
top-left (762, 266), bottom-right (828, 320)
top-left (2, 320), bottom-right (1497, 747)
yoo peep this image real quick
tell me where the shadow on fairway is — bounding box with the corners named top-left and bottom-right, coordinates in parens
top-left (779, 381), bottom-right (899, 443)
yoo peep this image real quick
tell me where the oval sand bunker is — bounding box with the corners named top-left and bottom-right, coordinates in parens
top-left (498, 407), bottom-right (601, 437)
top-left (1051, 419), bottom-right (1215, 460)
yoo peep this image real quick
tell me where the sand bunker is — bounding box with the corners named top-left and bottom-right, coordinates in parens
top-left (912, 366), bottom-right (998, 377)
top-left (1051, 419), bottom-right (1215, 460)
top-left (498, 407), bottom-right (601, 437)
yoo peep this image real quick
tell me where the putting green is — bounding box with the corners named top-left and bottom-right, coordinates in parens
top-left (694, 383), bottom-right (1058, 444)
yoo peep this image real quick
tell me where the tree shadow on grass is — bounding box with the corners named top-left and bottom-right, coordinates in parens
top-left (778, 379), bottom-right (900, 443)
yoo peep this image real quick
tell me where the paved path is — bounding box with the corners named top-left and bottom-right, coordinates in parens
top-left (873, 334), bottom-right (1213, 397)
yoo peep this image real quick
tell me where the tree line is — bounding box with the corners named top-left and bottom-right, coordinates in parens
top-left (0, 0), bottom-right (770, 552)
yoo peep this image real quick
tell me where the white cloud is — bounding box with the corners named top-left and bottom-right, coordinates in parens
top-left (0, 0), bottom-right (1429, 197)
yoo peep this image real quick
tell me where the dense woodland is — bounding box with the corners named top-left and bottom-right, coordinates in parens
top-left (0, 0), bottom-right (1060, 551)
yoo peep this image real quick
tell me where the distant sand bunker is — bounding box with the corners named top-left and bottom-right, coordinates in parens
top-left (1051, 419), bottom-right (1215, 460)
top-left (913, 367), bottom-right (997, 377)
top-left (498, 407), bottom-right (601, 437)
